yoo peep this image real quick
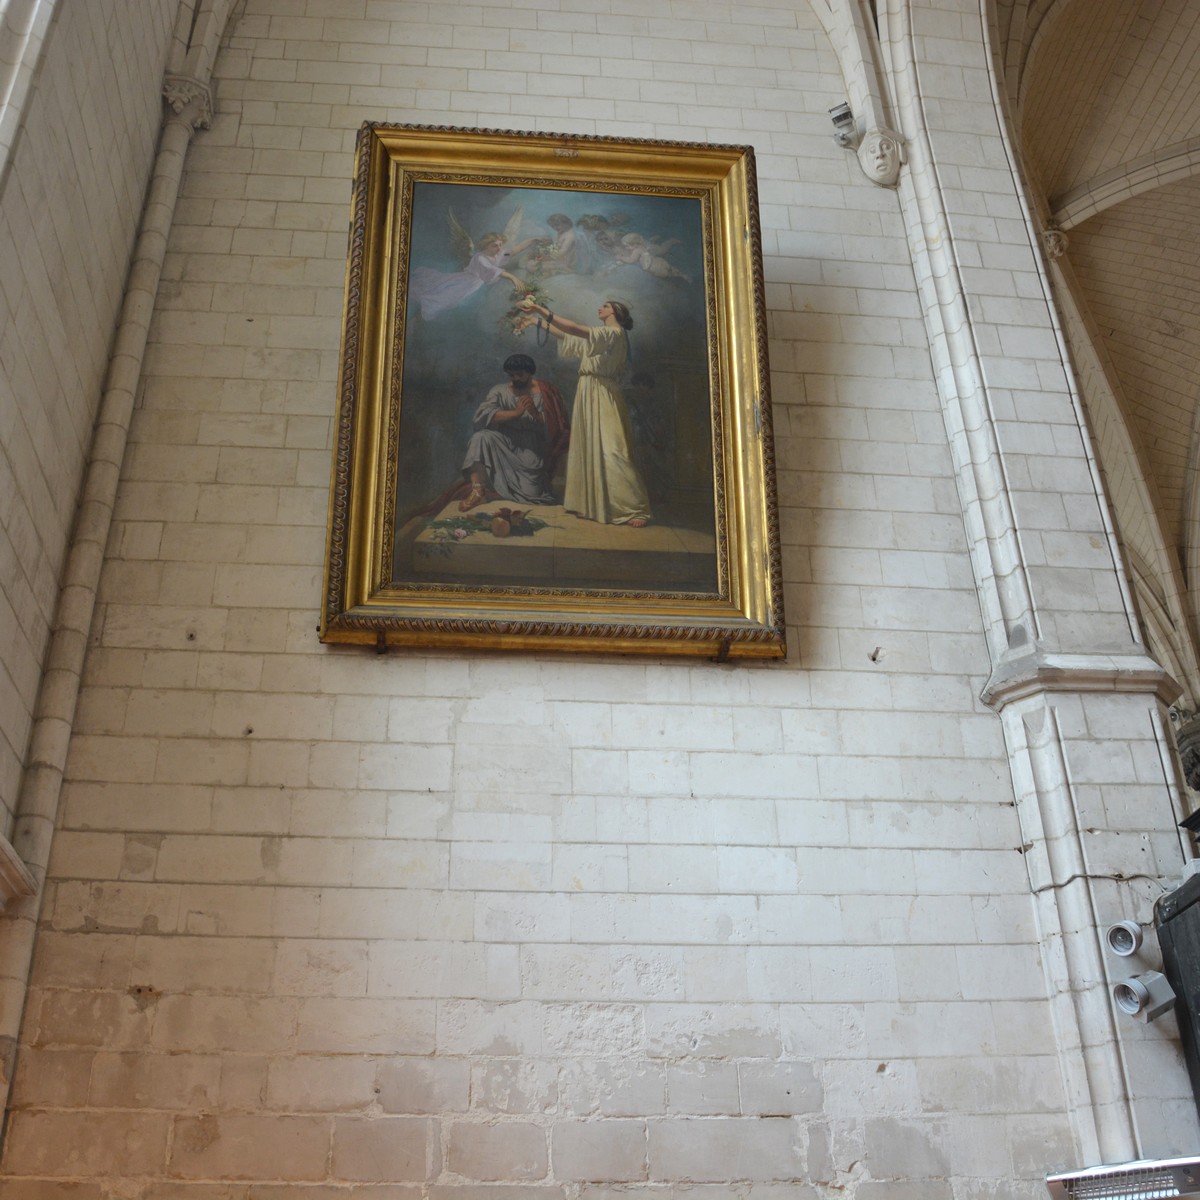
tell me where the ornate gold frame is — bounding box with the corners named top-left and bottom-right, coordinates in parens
top-left (321, 124), bottom-right (784, 659)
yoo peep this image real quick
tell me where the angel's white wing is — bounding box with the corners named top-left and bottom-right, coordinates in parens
top-left (447, 209), bottom-right (473, 265)
top-left (501, 206), bottom-right (525, 247)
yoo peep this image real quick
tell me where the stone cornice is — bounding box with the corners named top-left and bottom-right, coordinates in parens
top-left (981, 647), bottom-right (1180, 711)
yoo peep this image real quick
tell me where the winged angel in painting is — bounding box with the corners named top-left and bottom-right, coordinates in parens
top-left (408, 207), bottom-right (539, 320)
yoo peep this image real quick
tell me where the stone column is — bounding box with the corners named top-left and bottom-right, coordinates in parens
top-left (0, 76), bottom-right (212, 1116)
top-left (876, 0), bottom-right (1199, 1163)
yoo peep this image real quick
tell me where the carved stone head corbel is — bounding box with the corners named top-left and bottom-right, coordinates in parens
top-left (857, 127), bottom-right (906, 188)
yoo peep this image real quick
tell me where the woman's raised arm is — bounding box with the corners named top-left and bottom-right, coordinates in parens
top-left (518, 299), bottom-right (590, 339)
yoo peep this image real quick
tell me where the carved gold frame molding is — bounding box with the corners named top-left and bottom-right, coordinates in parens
top-left (320, 124), bottom-right (784, 660)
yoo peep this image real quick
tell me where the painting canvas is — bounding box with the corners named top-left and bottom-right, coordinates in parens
top-left (322, 125), bottom-right (783, 658)
top-left (393, 181), bottom-right (715, 594)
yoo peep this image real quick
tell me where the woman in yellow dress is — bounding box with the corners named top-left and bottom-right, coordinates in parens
top-left (517, 298), bottom-right (651, 527)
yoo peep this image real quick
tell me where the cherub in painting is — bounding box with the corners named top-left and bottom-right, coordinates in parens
top-left (527, 213), bottom-right (593, 279)
top-left (603, 232), bottom-right (689, 282)
top-left (409, 207), bottom-right (539, 320)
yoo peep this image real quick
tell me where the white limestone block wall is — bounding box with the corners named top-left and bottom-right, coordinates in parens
top-left (0, 0), bottom-right (181, 834)
top-left (1, 1), bottom-right (1078, 1194)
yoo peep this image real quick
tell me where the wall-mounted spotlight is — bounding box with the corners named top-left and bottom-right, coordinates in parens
top-left (1112, 970), bottom-right (1176, 1022)
top-left (829, 103), bottom-right (858, 148)
top-left (1104, 920), bottom-right (1143, 957)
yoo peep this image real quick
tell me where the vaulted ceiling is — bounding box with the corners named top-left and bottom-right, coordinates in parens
top-left (992, 0), bottom-right (1200, 603)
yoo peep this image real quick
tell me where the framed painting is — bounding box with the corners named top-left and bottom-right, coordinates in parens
top-left (320, 123), bottom-right (784, 659)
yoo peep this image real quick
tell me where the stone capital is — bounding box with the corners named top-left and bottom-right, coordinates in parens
top-left (162, 74), bottom-right (213, 131)
top-left (980, 646), bottom-right (1179, 712)
top-left (1043, 225), bottom-right (1069, 259)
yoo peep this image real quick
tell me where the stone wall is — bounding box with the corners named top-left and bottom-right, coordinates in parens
top-left (0, 0), bottom-right (1091, 1193)
top-left (0, 0), bottom-right (180, 834)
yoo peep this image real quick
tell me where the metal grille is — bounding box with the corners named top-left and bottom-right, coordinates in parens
top-left (1047, 1157), bottom-right (1200, 1200)
top-left (1069, 1170), bottom-right (1177, 1199)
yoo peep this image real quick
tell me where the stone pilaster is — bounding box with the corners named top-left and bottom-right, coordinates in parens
top-left (875, 0), bottom-right (1199, 1162)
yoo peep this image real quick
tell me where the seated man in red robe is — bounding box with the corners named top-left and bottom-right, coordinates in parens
top-left (459, 354), bottom-right (569, 511)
